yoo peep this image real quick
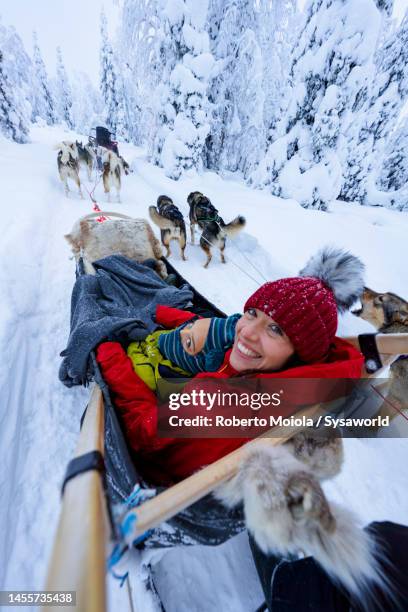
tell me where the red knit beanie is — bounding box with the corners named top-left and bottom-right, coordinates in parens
top-left (244, 277), bottom-right (337, 362)
top-left (243, 247), bottom-right (365, 363)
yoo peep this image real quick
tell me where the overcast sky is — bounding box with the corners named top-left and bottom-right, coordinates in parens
top-left (0, 0), bottom-right (407, 87)
top-left (0, 0), bottom-right (119, 85)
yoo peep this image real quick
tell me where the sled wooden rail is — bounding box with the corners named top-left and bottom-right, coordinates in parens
top-left (344, 332), bottom-right (408, 356)
top-left (43, 385), bottom-right (108, 612)
top-left (124, 403), bottom-right (327, 544)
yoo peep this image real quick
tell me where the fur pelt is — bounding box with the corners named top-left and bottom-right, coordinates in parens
top-left (64, 213), bottom-right (167, 278)
top-left (214, 436), bottom-right (389, 602)
top-left (300, 247), bottom-right (365, 312)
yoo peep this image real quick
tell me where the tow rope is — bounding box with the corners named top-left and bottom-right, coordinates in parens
top-left (82, 170), bottom-right (109, 223)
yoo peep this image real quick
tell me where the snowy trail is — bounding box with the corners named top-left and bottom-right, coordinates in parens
top-left (0, 126), bottom-right (407, 612)
top-left (0, 129), bottom-right (90, 591)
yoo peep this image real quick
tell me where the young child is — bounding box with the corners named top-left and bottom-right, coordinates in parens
top-left (126, 313), bottom-right (241, 390)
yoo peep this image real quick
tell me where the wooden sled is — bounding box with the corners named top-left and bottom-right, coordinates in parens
top-left (44, 240), bottom-right (408, 611)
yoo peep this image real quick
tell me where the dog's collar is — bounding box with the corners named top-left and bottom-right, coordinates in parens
top-left (197, 214), bottom-right (222, 223)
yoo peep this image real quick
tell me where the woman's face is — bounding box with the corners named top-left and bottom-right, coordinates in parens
top-left (229, 308), bottom-right (295, 372)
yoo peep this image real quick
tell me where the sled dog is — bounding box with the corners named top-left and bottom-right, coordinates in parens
top-left (187, 191), bottom-right (245, 268)
top-left (353, 287), bottom-right (408, 411)
top-left (76, 141), bottom-right (95, 181)
top-left (149, 195), bottom-right (187, 261)
top-left (64, 212), bottom-right (167, 278)
top-left (55, 141), bottom-right (83, 198)
top-left (102, 151), bottom-right (130, 203)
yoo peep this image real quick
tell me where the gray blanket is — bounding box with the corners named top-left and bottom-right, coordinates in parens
top-left (59, 255), bottom-right (193, 387)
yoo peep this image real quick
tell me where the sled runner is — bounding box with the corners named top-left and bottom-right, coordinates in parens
top-left (45, 229), bottom-right (408, 612)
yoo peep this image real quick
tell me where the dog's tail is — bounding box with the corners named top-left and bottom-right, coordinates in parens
top-left (148, 206), bottom-right (173, 229)
top-left (223, 215), bottom-right (246, 237)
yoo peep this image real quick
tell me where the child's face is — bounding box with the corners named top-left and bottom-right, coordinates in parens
top-left (179, 318), bottom-right (211, 356)
top-left (229, 308), bottom-right (295, 372)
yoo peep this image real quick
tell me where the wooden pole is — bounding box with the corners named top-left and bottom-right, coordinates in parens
top-left (344, 333), bottom-right (408, 356)
top-left (43, 385), bottom-right (108, 612)
top-left (122, 403), bottom-right (326, 544)
top-left (122, 357), bottom-right (395, 544)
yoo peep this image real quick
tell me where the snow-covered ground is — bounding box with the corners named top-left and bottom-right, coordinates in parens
top-left (0, 125), bottom-right (407, 611)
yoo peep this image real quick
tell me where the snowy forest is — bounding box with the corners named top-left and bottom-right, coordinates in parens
top-left (1, 0), bottom-right (408, 211)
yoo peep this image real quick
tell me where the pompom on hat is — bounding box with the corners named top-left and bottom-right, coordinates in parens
top-left (244, 247), bottom-right (365, 363)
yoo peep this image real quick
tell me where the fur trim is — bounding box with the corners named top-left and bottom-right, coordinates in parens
top-left (215, 444), bottom-right (389, 602)
top-left (286, 429), bottom-right (344, 480)
top-left (299, 247), bottom-right (365, 312)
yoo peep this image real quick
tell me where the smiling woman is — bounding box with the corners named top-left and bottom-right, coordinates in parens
top-left (229, 309), bottom-right (295, 372)
top-left (96, 245), bottom-right (367, 486)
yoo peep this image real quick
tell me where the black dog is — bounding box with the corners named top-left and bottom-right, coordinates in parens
top-left (149, 195), bottom-right (187, 260)
top-left (187, 191), bottom-right (246, 268)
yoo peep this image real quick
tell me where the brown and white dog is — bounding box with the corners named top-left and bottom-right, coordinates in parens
top-left (187, 191), bottom-right (246, 268)
top-left (102, 151), bottom-right (130, 203)
top-left (55, 141), bottom-right (83, 198)
top-left (149, 195), bottom-right (187, 261)
top-left (64, 212), bottom-right (167, 278)
top-left (352, 287), bottom-right (408, 412)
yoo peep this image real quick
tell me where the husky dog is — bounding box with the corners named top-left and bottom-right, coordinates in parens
top-left (76, 140), bottom-right (95, 181)
top-left (102, 151), bottom-right (130, 203)
top-left (187, 191), bottom-right (246, 268)
top-left (64, 212), bottom-right (167, 278)
top-left (55, 141), bottom-right (83, 198)
top-left (215, 431), bottom-right (390, 604)
top-left (149, 195), bottom-right (187, 261)
top-left (353, 287), bottom-right (408, 411)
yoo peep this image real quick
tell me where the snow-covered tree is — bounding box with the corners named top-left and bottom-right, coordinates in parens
top-left (0, 51), bottom-right (30, 142)
top-left (71, 71), bottom-right (104, 135)
top-left (55, 46), bottom-right (74, 129)
top-left (251, 0), bottom-right (384, 211)
top-left (31, 32), bottom-right (56, 125)
top-left (341, 11), bottom-right (408, 206)
top-left (100, 9), bottom-right (127, 139)
top-left (379, 116), bottom-right (408, 192)
top-left (258, 0), bottom-right (298, 141)
top-left (117, 0), bottom-right (162, 147)
top-left (205, 0), bottom-right (266, 177)
top-left (0, 22), bottom-right (31, 142)
top-left (153, 0), bottom-right (214, 179)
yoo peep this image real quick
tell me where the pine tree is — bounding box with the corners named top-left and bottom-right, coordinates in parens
top-left (153, 0), bottom-right (214, 179)
top-left (100, 9), bottom-right (127, 139)
top-left (379, 117), bottom-right (408, 192)
top-left (55, 46), bottom-right (74, 129)
top-left (0, 51), bottom-right (29, 142)
top-left (117, 0), bottom-right (161, 147)
top-left (32, 32), bottom-right (55, 125)
top-left (71, 71), bottom-right (104, 135)
top-left (0, 21), bottom-right (32, 143)
top-left (341, 11), bottom-right (408, 206)
top-left (251, 0), bottom-right (384, 210)
top-left (206, 0), bottom-right (265, 176)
